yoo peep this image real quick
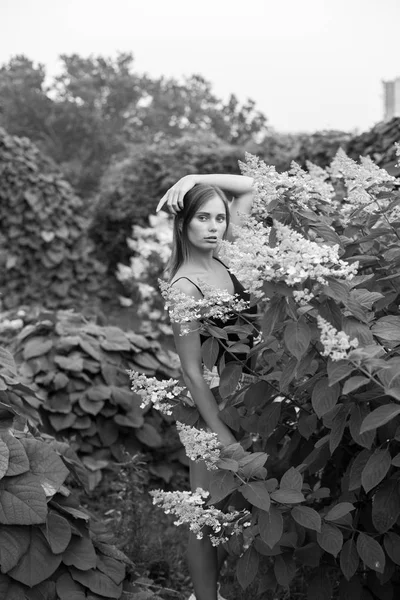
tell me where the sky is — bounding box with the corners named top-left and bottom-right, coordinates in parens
top-left (1, 0), bottom-right (400, 134)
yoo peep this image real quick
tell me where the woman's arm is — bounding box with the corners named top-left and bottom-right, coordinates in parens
top-left (170, 280), bottom-right (236, 446)
top-left (156, 173), bottom-right (254, 221)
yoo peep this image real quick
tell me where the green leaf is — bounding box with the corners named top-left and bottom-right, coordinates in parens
top-left (360, 403), bottom-right (400, 434)
top-left (208, 471), bottom-right (238, 504)
top-left (96, 555), bottom-right (126, 585)
top-left (340, 539), bottom-right (359, 581)
top-left (219, 363), bottom-right (242, 399)
top-left (201, 337), bottom-right (220, 371)
top-left (78, 397), bottom-right (104, 416)
top-left (371, 478), bottom-right (400, 533)
top-left (1, 432), bottom-right (29, 476)
top-left (361, 448), bottom-right (391, 493)
top-left (236, 545), bottom-right (259, 590)
top-left (273, 554), bottom-right (296, 588)
top-left (371, 316), bottom-right (400, 342)
top-left (280, 467), bottom-right (303, 492)
top-left (270, 489), bottom-right (305, 504)
top-left (63, 535), bottom-right (97, 570)
top-left (8, 527), bottom-right (62, 586)
top-left (0, 347), bottom-right (17, 375)
top-left (240, 482), bottom-right (270, 511)
top-left (312, 378), bottom-right (340, 418)
top-left (329, 404), bottom-right (350, 454)
top-left (348, 449), bottom-right (372, 491)
top-left (343, 376), bottom-right (370, 395)
top-left (41, 511), bottom-right (72, 554)
top-left (298, 413), bottom-right (318, 440)
top-left (316, 523), bottom-right (343, 556)
top-left (0, 473), bottom-right (47, 524)
top-left (256, 402), bottom-right (281, 438)
top-left (261, 296), bottom-right (286, 337)
top-left (54, 355), bottom-right (84, 372)
top-left (23, 338), bottom-right (53, 360)
top-left (258, 506), bottom-right (283, 549)
top-left (284, 319), bottom-right (311, 360)
top-left (135, 423), bottom-right (162, 448)
top-left (325, 502), bottom-right (355, 522)
top-left (356, 532), bottom-right (385, 573)
top-left (56, 573), bottom-right (86, 600)
top-left (0, 525), bottom-right (30, 572)
top-left (0, 438), bottom-right (9, 480)
top-left (100, 327), bottom-right (130, 351)
top-left (26, 581), bottom-right (57, 600)
top-left (291, 506), bottom-right (321, 532)
top-left (327, 359), bottom-right (354, 386)
top-left (0, 575), bottom-right (25, 600)
top-left (238, 452), bottom-right (268, 478)
top-left (48, 413), bottom-right (77, 431)
top-left (20, 438), bottom-right (69, 496)
top-left (69, 567), bottom-right (122, 599)
top-left (384, 532), bottom-right (400, 566)
top-left (348, 403), bottom-right (375, 449)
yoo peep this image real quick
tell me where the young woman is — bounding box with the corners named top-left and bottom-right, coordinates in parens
top-left (156, 174), bottom-right (255, 600)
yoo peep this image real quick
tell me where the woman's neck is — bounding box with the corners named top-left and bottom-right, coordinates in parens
top-left (186, 248), bottom-right (216, 272)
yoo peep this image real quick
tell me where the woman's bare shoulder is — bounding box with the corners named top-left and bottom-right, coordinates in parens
top-left (170, 273), bottom-right (203, 300)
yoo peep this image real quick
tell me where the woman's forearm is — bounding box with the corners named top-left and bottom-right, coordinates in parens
top-left (192, 174), bottom-right (253, 198)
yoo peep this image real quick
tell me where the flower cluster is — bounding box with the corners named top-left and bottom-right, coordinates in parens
top-left (395, 142), bottom-right (400, 168)
top-left (150, 487), bottom-right (250, 546)
top-left (293, 288), bottom-right (315, 305)
top-left (238, 153), bottom-right (334, 219)
top-left (176, 422), bottom-right (221, 470)
top-left (329, 148), bottom-right (396, 222)
top-left (159, 279), bottom-right (250, 328)
top-left (116, 212), bottom-right (173, 322)
top-left (127, 371), bottom-right (185, 415)
top-left (317, 315), bottom-right (359, 361)
top-left (220, 219), bottom-right (358, 297)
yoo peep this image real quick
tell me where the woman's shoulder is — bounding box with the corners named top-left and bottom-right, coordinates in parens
top-left (169, 271), bottom-right (204, 299)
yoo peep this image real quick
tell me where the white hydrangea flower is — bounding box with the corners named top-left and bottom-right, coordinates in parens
top-left (317, 315), bottom-right (358, 361)
top-left (150, 487), bottom-right (250, 545)
top-left (128, 371), bottom-right (185, 415)
top-left (220, 219), bottom-right (358, 298)
top-left (293, 288), bottom-right (315, 305)
top-left (159, 279), bottom-right (250, 328)
top-left (176, 422), bottom-right (221, 470)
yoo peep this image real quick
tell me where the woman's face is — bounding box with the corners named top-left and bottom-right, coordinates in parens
top-left (186, 196), bottom-right (228, 251)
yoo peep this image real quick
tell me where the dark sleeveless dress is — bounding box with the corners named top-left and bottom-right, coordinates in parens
top-left (171, 257), bottom-right (258, 374)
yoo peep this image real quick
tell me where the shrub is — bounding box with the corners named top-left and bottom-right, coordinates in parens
top-left (148, 147), bottom-right (400, 597)
top-left (0, 128), bottom-right (112, 311)
top-left (8, 309), bottom-right (184, 490)
top-left (0, 345), bottom-right (133, 599)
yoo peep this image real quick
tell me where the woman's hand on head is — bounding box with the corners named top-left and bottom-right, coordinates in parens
top-left (156, 174), bottom-right (197, 214)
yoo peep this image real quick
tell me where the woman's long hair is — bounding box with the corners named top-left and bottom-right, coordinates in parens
top-left (166, 184), bottom-right (230, 281)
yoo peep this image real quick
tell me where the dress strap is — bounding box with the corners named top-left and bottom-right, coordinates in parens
top-left (170, 277), bottom-right (204, 296)
top-left (213, 256), bottom-right (229, 269)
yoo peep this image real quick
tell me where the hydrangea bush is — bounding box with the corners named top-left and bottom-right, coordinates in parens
top-left (140, 146), bottom-right (400, 597)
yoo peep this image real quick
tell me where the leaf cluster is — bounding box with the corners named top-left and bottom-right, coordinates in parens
top-left (0, 129), bottom-right (112, 311)
top-left (0, 345), bottom-right (131, 600)
top-left (9, 310), bottom-right (182, 490)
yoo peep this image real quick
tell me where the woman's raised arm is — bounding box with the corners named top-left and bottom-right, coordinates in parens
top-left (156, 173), bottom-right (254, 222)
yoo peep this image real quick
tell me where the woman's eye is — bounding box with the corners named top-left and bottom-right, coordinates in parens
top-left (217, 216), bottom-right (226, 222)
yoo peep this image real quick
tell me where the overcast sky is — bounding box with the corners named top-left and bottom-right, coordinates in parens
top-left (1, 0), bottom-right (400, 133)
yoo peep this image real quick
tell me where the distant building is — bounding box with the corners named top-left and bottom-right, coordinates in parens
top-left (383, 77), bottom-right (400, 120)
